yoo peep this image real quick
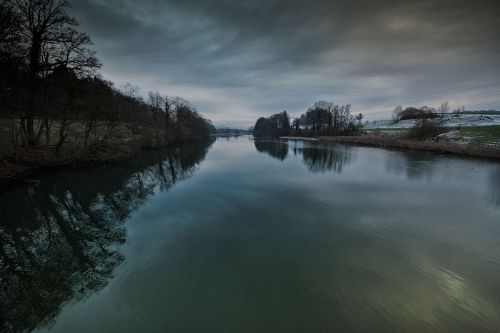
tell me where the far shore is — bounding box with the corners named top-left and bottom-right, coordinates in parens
top-left (280, 136), bottom-right (319, 141)
top-left (281, 135), bottom-right (500, 160)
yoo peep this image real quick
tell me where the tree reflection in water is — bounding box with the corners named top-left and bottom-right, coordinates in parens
top-left (254, 140), bottom-right (352, 174)
top-left (254, 140), bottom-right (289, 161)
top-left (296, 144), bottom-right (352, 174)
top-left (0, 138), bottom-right (215, 333)
top-left (384, 150), bottom-right (438, 180)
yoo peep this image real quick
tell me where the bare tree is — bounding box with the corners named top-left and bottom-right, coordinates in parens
top-left (13, 0), bottom-right (100, 145)
top-left (392, 105), bottom-right (403, 122)
top-left (163, 95), bottom-right (174, 140)
top-left (148, 91), bottom-right (164, 135)
top-left (120, 83), bottom-right (140, 143)
top-left (438, 101), bottom-right (449, 118)
top-left (0, 2), bottom-right (22, 57)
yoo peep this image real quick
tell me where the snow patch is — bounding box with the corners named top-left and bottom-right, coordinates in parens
top-left (365, 114), bottom-right (500, 130)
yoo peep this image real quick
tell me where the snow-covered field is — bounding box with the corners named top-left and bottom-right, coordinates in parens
top-left (364, 114), bottom-right (500, 146)
top-left (365, 114), bottom-right (500, 130)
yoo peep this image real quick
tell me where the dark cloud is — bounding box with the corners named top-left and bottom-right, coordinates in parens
top-left (71, 0), bottom-right (500, 126)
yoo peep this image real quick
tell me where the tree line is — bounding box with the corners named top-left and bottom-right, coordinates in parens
top-left (252, 101), bottom-right (363, 138)
top-left (391, 102), bottom-right (461, 140)
top-left (391, 102), bottom-right (470, 121)
top-left (0, 0), bottom-right (215, 160)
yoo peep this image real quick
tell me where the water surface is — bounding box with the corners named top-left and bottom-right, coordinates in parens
top-left (1, 137), bottom-right (500, 332)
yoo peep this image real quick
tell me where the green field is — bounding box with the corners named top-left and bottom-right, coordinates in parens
top-left (457, 126), bottom-right (500, 144)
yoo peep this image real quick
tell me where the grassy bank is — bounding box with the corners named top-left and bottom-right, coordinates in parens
top-left (0, 116), bottom-right (216, 187)
top-left (283, 135), bottom-right (500, 160)
top-left (1, 120), bottom-right (139, 186)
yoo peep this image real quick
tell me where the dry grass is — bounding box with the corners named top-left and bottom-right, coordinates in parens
top-left (316, 134), bottom-right (500, 160)
top-left (0, 118), bottom-right (161, 186)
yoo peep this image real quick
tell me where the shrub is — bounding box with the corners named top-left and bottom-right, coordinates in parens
top-left (398, 107), bottom-right (439, 121)
top-left (406, 120), bottom-right (445, 141)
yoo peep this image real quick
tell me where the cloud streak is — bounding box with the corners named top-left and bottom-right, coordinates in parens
top-left (71, 0), bottom-right (500, 126)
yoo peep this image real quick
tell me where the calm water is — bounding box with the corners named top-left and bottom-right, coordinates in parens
top-left (2, 137), bottom-right (500, 332)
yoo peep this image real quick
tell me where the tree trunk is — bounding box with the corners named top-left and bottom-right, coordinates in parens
top-left (45, 119), bottom-right (52, 147)
top-left (26, 34), bottom-right (42, 146)
top-left (19, 118), bottom-right (28, 148)
top-left (84, 119), bottom-right (94, 148)
top-left (35, 118), bottom-right (46, 145)
top-left (55, 120), bottom-right (68, 153)
top-left (26, 115), bottom-right (35, 145)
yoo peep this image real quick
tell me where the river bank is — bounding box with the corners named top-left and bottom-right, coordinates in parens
top-left (0, 143), bottom-right (139, 189)
top-left (0, 136), bottom-right (216, 189)
top-left (282, 135), bottom-right (500, 160)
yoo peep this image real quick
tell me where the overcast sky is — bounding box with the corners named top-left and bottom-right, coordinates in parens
top-left (71, 0), bottom-right (500, 127)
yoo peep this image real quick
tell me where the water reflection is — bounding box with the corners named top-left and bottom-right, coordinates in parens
top-left (255, 139), bottom-right (500, 209)
top-left (296, 143), bottom-right (352, 174)
top-left (0, 138), bottom-right (214, 332)
top-left (254, 140), bottom-right (352, 173)
top-left (254, 140), bottom-right (289, 161)
top-left (385, 150), bottom-right (438, 180)
top-left (489, 166), bottom-right (500, 206)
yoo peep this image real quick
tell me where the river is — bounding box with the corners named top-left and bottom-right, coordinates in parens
top-left (1, 136), bottom-right (500, 332)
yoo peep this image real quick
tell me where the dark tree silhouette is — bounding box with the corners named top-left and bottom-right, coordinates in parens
top-left (13, 0), bottom-right (100, 145)
top-left (0, 0), bottom-right (215, 182)
top-left (392, 105), bottom-right (439, 121)
top-left (252, 111), bottom-right (290, 138)
top-left (253, 101), bottom-right (361, 138)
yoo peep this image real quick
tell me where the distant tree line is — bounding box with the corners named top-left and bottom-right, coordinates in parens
top-left (253, 111), bottom-right (291, 138)
top-left (252, 101), bottom-right (363, 138)
top-left (390, 102), bottom-right (469, 140)
top-left (390, 102), bottom-right (456, 141)
top-left (460, 110), bottom-right (500, 115)
top-left (0, 0), bottom-right (215, 161)
top-left (215, 127), bottom-right (251, 135)
top-left (391, 102), bottom-right (475, 121)
top-left (392, 105), bottom-right (440, 121)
